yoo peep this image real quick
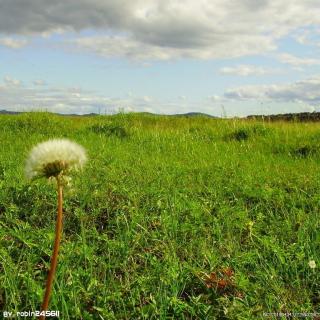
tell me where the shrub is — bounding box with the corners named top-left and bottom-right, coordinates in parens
top-left (291, 144), bottom-right (319, 158)
top-left (89, 123), bottom-right (128, 138)
top-left (227, 125), bottom-right (272, 142)
top-left (228, 128), bottom-right (250, 141)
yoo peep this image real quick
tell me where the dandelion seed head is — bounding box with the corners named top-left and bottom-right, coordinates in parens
top-left (308, 260), bottom-right (316, 269)
top-left (25, 139), bottom-right (87, 180)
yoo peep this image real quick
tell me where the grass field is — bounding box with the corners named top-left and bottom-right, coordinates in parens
top-left (0, 112), bottom-right (319, 319)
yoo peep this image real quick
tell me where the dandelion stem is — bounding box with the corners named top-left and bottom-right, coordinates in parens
top-left (40, 178), bottom-right (63, 319)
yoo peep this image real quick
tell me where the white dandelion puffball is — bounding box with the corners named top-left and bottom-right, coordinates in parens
top-left (25, 139), bottom-right (87, 180)
top-left (308, 260), bottom-right (316, 269)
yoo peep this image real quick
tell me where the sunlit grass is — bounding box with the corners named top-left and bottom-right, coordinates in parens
top-left (0, 112), bottom-right (319, 319)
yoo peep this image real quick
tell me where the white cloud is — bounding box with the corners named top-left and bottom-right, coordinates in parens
top-left (224, 76), bottom-right (320, 105)
top-left (0, 78), bottom-right (118, 114)
top-left (0, 77), bottom-right (178, 114)
top-left (33, 80), bottom-right (47, 86)
top-left (0, 37), bottom-right (28, 48)
top-left (219, 65), bottom-right (277, 76)
top-left (142, 95), bottom-right (152, 102)
top-left (3, 76), bottom-right (21, 87)
top-left (277, 53), bottom-right (320, 66)
top-left (1, 1), bottom-right (320, 60)
top-left (207, 95), bottom-right (225, 102)
top-left (292, 27), bottom-right (320, 46)
top-left (71, 34), bottom-right (276, 61)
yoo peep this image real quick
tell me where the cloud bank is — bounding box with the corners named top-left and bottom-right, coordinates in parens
top-left (1, 0), bottom-right (320, 60)
top-left (0, 77), bottom-right (188, 115)
top-left (224, 76), bottom-right (320, 105)
top-left (1, 75), bottom-right (319, 116)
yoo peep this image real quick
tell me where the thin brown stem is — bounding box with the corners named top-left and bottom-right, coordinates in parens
top-left (40, 178), bottom-right (63, 319)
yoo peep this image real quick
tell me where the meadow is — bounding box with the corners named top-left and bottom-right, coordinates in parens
top-left (0, 112), bottom-right (319, 319)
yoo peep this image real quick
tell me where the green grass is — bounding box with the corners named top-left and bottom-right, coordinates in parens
top-left (0, 112), bottom-right (319, 319)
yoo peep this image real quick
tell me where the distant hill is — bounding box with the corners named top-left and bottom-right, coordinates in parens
top-left (0, 109), bottom-right (320, 121)
top-left (0, 109), bottom-right (98, 117)
top-left (171, 112), bottom-right (216, 118)
top-left (0, 110), bottom-right (216, 118)
top-left (0, 109), bottom-right (21, 115)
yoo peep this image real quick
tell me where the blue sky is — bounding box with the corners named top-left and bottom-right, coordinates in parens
top-left (0, 1), bottom-right (320, 116)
